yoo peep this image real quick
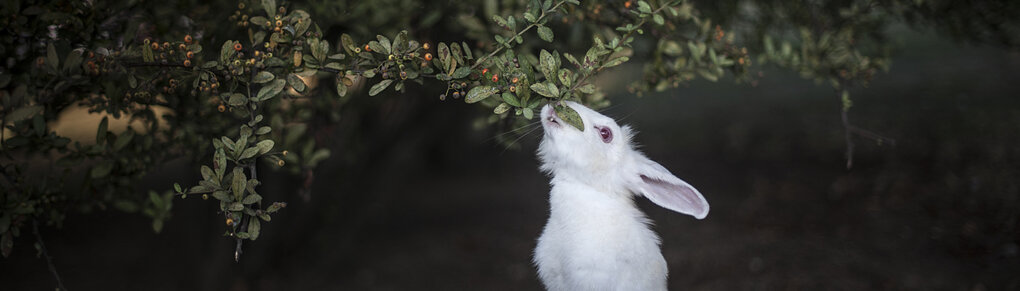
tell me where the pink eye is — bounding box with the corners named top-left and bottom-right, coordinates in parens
top-left (597, 126), bottom-right (613, 143)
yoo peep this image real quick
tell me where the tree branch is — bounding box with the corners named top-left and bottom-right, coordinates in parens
top-left (33, 219), bottom-right (68, 291)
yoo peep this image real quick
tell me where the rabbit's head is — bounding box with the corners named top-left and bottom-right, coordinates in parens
top-left (538, 101), bottom-right (709, 219)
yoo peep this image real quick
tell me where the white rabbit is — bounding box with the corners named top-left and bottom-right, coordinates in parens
top-left (534, 101), bottom-right (709, 291)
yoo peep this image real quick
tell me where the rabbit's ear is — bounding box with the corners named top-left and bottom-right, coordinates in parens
top-left (629, 156), bottom-right (709, 219)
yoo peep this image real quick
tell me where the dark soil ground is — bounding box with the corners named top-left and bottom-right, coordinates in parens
top-left (4, 31), bottom-right (1020, 290)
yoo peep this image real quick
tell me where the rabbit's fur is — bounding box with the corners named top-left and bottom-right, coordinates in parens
top-left (534, 101), bottom-right (709, 291)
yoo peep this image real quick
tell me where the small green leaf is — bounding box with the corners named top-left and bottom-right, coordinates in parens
top-left (46, 43), bottom-right (58, 71)
top-left (577, 84), bottom-right (596, 94)
top-left (96, 116), bottom-right (108, 144)
top-left (253, 71), bottom-right (275, 83)
top-left (523, 107), bottom-right (534, 119)
top-left (266, 202), bottom-right (287, 213)
top-left (228, 93), bottom-right (247, 106)
top-left (501, 92), bottom-right (521, 107)
top-left (240, 147), bottom-right (260, 160)
top-left (255, 139), bottom-right (275, 155)
top-left (6, 105), bottom-right (43, 123)
top-left (637, 1), bottom-right (652, 14)
top-left (242, 193), bottom-right (262, 205)
top-left (493, 103), bottom-right (511, 114)
top-left (231, 167), bottom-right (246, 200)
top-left (464, 85), bottom-right (496, 103)
top-left (248, 219), bottom-right (261, 240)
top-left (255, 126), bottom-right (271, 135)
top-left (91, 161), bottom-right (115, 178)
top-left (336, 82), bottom-right (348, 97)
top-left (557, 69), bottom-right (573, 88)
top-left (451, 67), bottom-right (471, 79)
top-left (554, 104), bottom-right (584, 131)
top-left (261, 0), bottom-right (276, 18)
top-left (537, 26), bottom-right (554, 42)
top-left (228, 202), bottom-right (244, 211)
top-left (256, 79), bottom-right (286, 101)
top-left (652, 14), bottom-right (664, 26)
top-left (220, 40), bottom-right (236, 64)
top-left (112, 129), bottom-right (134, 151)
top-left (287, 74), bottom-right (306, 92)
top-left (369, 79), bottom-right (394, 96)
top-left (212, 190), bottom-right (232, 202)
top-left (529, 83), bottom-right (558, 98)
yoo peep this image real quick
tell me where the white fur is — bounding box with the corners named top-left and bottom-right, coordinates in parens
top-left (534, 101), bottom-right (709, 291)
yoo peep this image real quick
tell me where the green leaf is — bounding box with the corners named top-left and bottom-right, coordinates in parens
top-left (63, 49), bottom-right (82, 74)
top-left (529, 82), bottom-right (559, 98)
top-left (539, 50), bottom-right (558, 79)
top-left (266, 202), bottom-right (287, 213)
top-left (461, 42), bottom-right (473, 59)
top-left (212, 190), bottom-right (232, 202)
top-left (637, 1), bottom-right (652, 14)
top-left (253, 71), bottom-right (275, 83)
top-left (292, 10), bottom-right (311, 36)
top-left (46, 42), bottom-right (58, 71)
top-left (96, 116), bottom-right (108, 144)
top-left (214, 148), bottom-right (227, 179)
top-left (242, 193), bottom-right (262, 205)
top-left (6, 105), bottom-right (42, 122)
top-left (231, 167), bottom-right (247, 200)
top-left (369, 79), bottom-right (393, 96)
top-left (112, 129), bottom-right (134, 151)
top-left (603, 56), bottom-right (629, 68)
top-left (493, 103), bottom-right (511, 114)
top-left (91, 160), bottom-right (115, 178)
top-left (287, 74), bottom-right (306, 92)
top-left (376, 35), bottom-right (392, 54)
top-left (464, 85), bottom-right (496, 103)
top-left (451, 67), bottom-right (471, 79)
top-left (341, 34), bottom-right (357, 54)
top-left (523, 107), bottom-right (534, 119)
top-left (220, 40), bottom-right (236, 64)
top-left (200, 166), bottom-right (214, 181)
top-left (652, 14), bottom-right (665, 26)
top-left (501, 92), bottom-right (521, 107)
top-left (256, 79), bottom-right (286, 101)
top-left (557, 69), bottom-right (573, 88)
top-left (577, 84), bottom-right (596, 94)
top-left (554, 103), bottom-right (584, 131)
top-left (537, 26), bottom-right (554, 42)
top-left (240, 147), bottom-right (260, 160)
top-left (248, 218), bottom-right (261, 240)
top-left (255, 126), bottom-right (271, 135)
top-left (228, 93), bottom-right (247, 106)
top-left (228, 202), bottom-right (244, 211)
top-left (261, 0), bottom-right (276, 18)
top-left (336, 82), bottom-right (348, 97)
top-left (255, 139), bottom-right (275, 155)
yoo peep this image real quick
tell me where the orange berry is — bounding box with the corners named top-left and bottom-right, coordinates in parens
top-left (151, 42), bottom-right (159, 50)
top-left (364, 44), bottom-right (372, 52)
top-left (184, 34), bottom-right (193, 44)
top-left (625, 1), bottom-right (632, 8)
top-left (217, 104), bottom-right (226, 112)
top-left (186, 51), bottom-right (194, 59)
top-left (491, 74), bottom-right (499, 82)
top-left (275, 20), bottom-right (283, 27)
top-left (511, 77), bottom-right (519, 83)
top-left (178, 43), bottom-right (187, 51)
top-left (481, 68), bottom-right (489, 75)
top-left (424, 53), bottom-right (433, 61)
top-left (423, 43), bottom-right (430, 50)
top-left (233, 43), bottom-right (243, 51)
top-left (183, 59), bottom-right (191, 67)
top-left (225, 218), bottom-right (234, 226)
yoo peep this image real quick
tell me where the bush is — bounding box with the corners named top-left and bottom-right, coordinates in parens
top-left (1, 0), bottom-right (1016, 285)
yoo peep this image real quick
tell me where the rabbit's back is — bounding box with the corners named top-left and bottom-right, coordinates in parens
top-left (535, 180), bottom-right (668, 291)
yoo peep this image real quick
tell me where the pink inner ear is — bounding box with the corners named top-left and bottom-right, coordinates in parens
top-left (640, 175), bottom-right (709, 219)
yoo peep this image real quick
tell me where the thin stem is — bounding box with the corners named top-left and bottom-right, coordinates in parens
top-left (33, 219), bottom-right (68, 291)
top-left (568, 3), bottom-right (672, 94)
top-left (470, 0), bottom-right (569, 71)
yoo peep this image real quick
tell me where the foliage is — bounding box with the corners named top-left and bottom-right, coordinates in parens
top-left (0, 0), bottom-right (1016, 269)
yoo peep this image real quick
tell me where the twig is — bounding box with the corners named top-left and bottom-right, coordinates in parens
top-left (837, 88), bottom-right (895, 169)
top-left (568, 3), bottom-right (673, 94)
top-left (840, 106), bottom-right (855, 169)
top-left (33, 219), bottom-right (68, 291)
top-left (470, 0), bottom-right (569, 70)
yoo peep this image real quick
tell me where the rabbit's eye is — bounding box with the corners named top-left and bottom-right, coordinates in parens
top-left (597, 126), bottom-right (613, 143)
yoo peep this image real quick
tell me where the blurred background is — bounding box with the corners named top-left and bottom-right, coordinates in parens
top-left (4, 3), bottom-right (1020, 291)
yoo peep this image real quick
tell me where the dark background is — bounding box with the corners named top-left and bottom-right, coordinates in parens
top-left (4, 27), bottom-right (1020, 290)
